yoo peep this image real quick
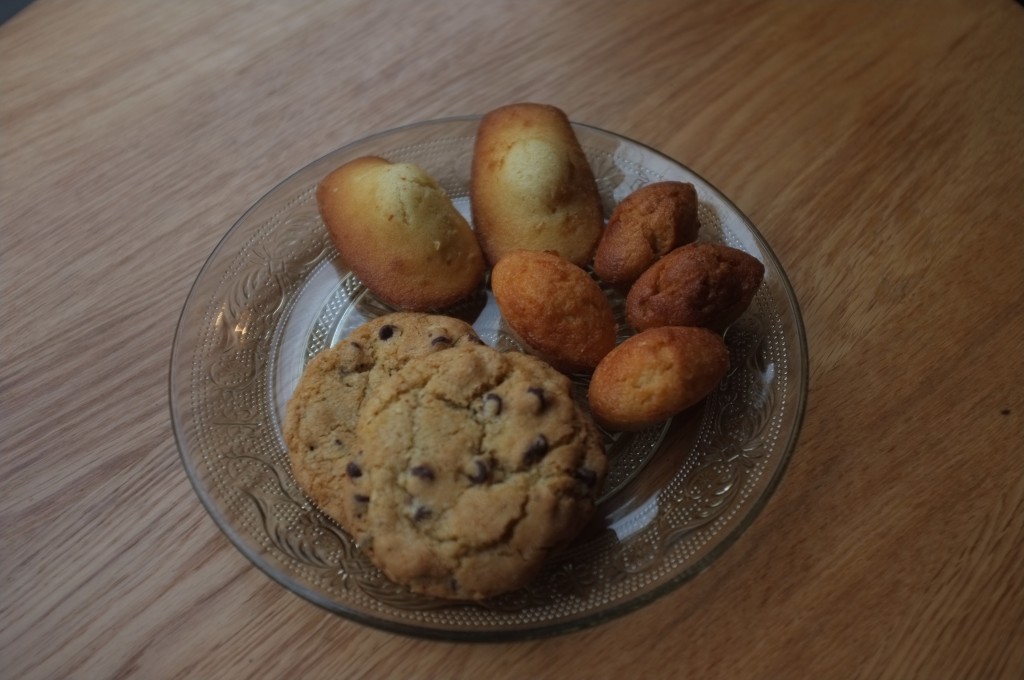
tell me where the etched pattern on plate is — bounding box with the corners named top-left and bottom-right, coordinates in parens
top-left (174, 119), bottom-right (804, 637)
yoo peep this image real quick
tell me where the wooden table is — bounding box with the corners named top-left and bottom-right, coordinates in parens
top-left (3, 1), bottom-right (1022, 678)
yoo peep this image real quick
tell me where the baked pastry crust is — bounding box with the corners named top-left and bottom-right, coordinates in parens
top-left (491, 250), bottom-right (616, 374)
top-left (593, 181), bottom-right (700, 287)
top-left (317, 156), bottom-right (485, 311)
top-left (471, 103), bottom-right (603, 267)
top-left (588, 326), bottom-right (729, 431)
top-left (626, 243), bottom-right (765, 331)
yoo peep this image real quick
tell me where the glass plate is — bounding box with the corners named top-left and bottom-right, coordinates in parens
top-left (170, 116), bottom-right (807, 640)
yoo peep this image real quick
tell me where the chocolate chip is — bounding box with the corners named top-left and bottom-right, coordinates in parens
top-left (482, 393), bottom-right (502, 416)
top-left (410, 464), bottom-right (435, 481)
top-left (413, 505), bottom-right (432, 521)
top-left (334, 438), bottom-right (343, 446)
top-left (350, 341), bottom-right (363, 350)
top-left (431, 335), bottom-right (451, 347)
top-left (527, 386), bottom-right (547, 413)
top-left (523, 435), bottom-right (549, 466)
top-left (354, 494), bottom-right (370, 503)
top-left (574, 467), bottom-right (597, 487)
top-left (378, 324), bottom-right (395, 340)
top-left (346, 461), bottom-right (362, 478)
top-left (467, 459), bottom-right (489, 484)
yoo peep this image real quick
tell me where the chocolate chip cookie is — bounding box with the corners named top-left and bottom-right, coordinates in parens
top-left (354, 344), bottom-right (607, 600)
top-left (283, 313), bottom-right (483, 539)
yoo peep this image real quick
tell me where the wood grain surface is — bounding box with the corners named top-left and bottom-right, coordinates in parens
top-left (3, 1), bottom-right (1023, 678)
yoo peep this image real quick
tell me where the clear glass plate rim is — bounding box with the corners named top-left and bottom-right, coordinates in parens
top-left (168, 114), bottom-right (810, 641)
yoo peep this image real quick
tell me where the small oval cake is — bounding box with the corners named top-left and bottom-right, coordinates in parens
top-left (491, 250), bottom-right (616, 374)
top-left (593, 181), bottom-right (701, 287)
top-left (587, 326), bottom-right (729, 431)
top-left (471, 103), bottom-right (603, 267)
top-left (626, 242), bottom-right (765, 331)
top-left (317, 156), bottom-right (486, 311)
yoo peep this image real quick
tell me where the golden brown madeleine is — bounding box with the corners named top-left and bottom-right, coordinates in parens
top-left (626, 242), bottom-right (765, 331)
top-left (593, 181), bottom-right (700, 287)
top-left (491, 250), bottom-right (616, 374)
top-left (471, 103), bottom-right (603, 267)
top-left (587, 326), bottom-right (729, 431)
top-left (317, 156), bottom-right (486, 311)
